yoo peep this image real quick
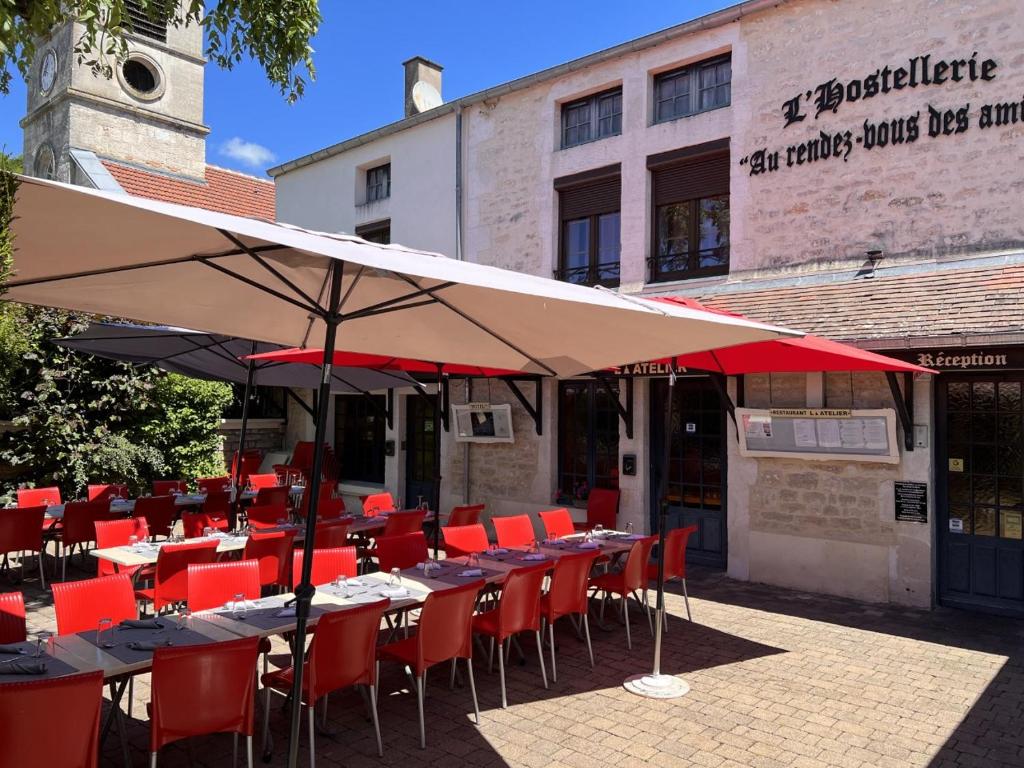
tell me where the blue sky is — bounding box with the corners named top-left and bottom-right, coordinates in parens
top-left (0, 1), bottom-right (735, 176)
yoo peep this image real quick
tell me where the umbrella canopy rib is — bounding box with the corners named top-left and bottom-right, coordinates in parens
top-left (217, 229), bottom-right (326, 314)
top-left (342, 282), bottom-right (457, 322)
top-left (196, 256), bottom-right (325, 316)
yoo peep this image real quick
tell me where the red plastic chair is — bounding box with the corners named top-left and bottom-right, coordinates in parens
top-left (187, 560), bottom-right (261, 612)
top-left (589, 535), bottom-right (656, 650)
top-left (17, 486), bottom-right (61, 507)
top-left (152, 480), bottom-right (187, 496)
top-left (243, 532), bottom-right (293, 590)
top-left (376, 531), bottom-right (428, 572)
top-left (245, 504), bottom-right (289, 529)
top-left (247, 473), bottom-right (279, 490)
top-left (316, 497), bottom-right (346, 520)
top-left (150, 636), bottom-right (260, 767)
top-left (255, 485), bottom-right (291, 509)
top-left (292, 546), bottom-right (358, 588)
top-left (0, 506), bottom-right (47, 588)
top-left (448, 504), bottom-right (485, 527)
top-left (295, 481), bottom-right (336, 519)
top-left (0, 591), bottom-right (26, 643)
top-left (135, 540), bottom-right (219, 614)
top-left (362, 492), bottom-right (395, 517)
top-left (441, 524), bottom-right (489, 559)
top-left (0, 670), bottom-right (104, 768)
top-left (312, 517), bottom-right (352, 549)
top-left (202, 490), bottom-right (232, 517)
top-left (541, 551), bottom-right (599, 681)
top-left (378, 579), bottom-right (484, 749)
top-left (492, 514), bottom-right (536, 549)
top-left (196, 476), bottom-right (231, 494)
top-left (181, 511), bottom-right (229, 539)
top-left (538, 508), bottom-right (575, 540)
top-left (576, 487), bottom-right (619, 531)
top-left (58, 500), bottom-right (117, 581)
top-left (231, 449), bottom-right (263, 489)
top-left (381, 510), bottom-right (426, 537)
top-left (135, 495), bottom-right (177, 540)
top-left (261, 600), bottom-right (389, 762)
top-left (647, 524), bottom-right (698, 623)
top-left (472, 563), bottom-right (549, 707)
top-left (94, 516), bottom-right (151, 578)
top-left (87, 483), bottom-right (128, 502)
top-left (52, 573), bottom-right (138, 635)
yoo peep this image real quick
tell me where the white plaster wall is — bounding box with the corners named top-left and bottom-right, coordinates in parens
top-left (274, 114), bottom-right (457, 257)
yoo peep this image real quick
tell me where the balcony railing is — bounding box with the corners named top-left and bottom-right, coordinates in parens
top-left (648, 246), bottom-right (728, 283)
top-left (553, 261), bottom-right (621, 288)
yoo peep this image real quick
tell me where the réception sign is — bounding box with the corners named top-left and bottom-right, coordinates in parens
top-left (882, 346), bottom-right (1023, 371)
top-left (738, 51), bottom-right (1021, 176)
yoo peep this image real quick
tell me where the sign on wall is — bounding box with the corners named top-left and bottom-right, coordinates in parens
top-left (452, 403), bottom-right (515, 444)
top-left (880, 346), bottom-right (1024, 371)
top-left (736, 407), bottom-right (900, 463)
top-left (894, 481), bottom-right (928, 523)
top-left (738, 51), bottom-right (1023, 177)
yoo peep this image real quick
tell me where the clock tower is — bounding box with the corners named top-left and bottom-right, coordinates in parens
top-left (21, 1), bottom-right (209, 184)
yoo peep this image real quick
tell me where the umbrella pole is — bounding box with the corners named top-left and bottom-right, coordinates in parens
top-left (229, 341), bottom-right (258, 529)
top-left (286, 262), bottom-right (344, 768)
top-left (624, 361), bottom-right (690, 699)
top-left (432, 364), bottom-right (443, 559)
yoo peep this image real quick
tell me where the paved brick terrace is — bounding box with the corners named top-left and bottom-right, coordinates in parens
top-left (16, 559), bottom-right (1024, 768)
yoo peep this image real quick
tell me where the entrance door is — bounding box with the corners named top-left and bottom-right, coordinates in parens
top-left (938, 377), bottom-right (1024, 615)
top-left (404, 394), bottom-right (438, 509)
top-left (650, 377), bottom-right (727, 568)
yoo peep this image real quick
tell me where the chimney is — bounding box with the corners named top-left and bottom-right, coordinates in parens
top-left (403, 56), bottom-right (443, 117)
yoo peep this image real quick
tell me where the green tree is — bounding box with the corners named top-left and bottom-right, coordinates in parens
top-left (141, 373), bottom-right (233, 482)
top-left (0, 0), bottom-right (320, 102)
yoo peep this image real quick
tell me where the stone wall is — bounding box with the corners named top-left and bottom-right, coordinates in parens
top-left (218, 420), bottom-right (286, 468)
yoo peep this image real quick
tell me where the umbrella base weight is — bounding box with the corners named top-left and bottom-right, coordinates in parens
top-left (623, 673), bottom-right (690, 699)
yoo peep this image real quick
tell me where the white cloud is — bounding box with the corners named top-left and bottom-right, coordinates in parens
top-left (219, 137), bottom-right (276, 168)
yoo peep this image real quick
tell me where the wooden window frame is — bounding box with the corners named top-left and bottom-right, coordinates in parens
top-left (365, 163), bottom-right (391, 203)
top-left (653, 55), bottom-right (731, 124)
top-left (561, 87), bottom-right (623, 149)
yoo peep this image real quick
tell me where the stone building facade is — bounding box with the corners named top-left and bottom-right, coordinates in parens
top-left (272, 0), bottom-right (1024, 616)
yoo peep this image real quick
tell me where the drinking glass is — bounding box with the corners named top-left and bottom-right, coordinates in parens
top-left (388, 568), bottom-right (402, 589)
top-left (203, 526), bottom-right (214, 538)
top-left (487, 543), bottom-right (498, 556)
top-left (423, 559), bottom-right (439, 578)
top-left (97, 617), bottom-right (114, 648)
top-left (416, 495), bottom-right (424, 511)
top-left (468, 552), bottom-right (480, 570)
top-left (394, 497), bottom-right (403, 513)
top-left (232, 593), bottom-right (247, 619)
top-left (594, 523), bottom-right (604, 538)
top-left (176, 608), bottom-right (190, 631)
top-left (128, 534), bottom-right (138, 549)
top-left (625, 522), bottom-right (634, 536)
top-left (333, 574), bottom-right (348, 597)
top-left (34, 631), bottom-right (52, 658)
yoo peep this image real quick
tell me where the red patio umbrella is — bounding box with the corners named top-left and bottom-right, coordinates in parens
top-left (642, 297), bottom-right (933, 374)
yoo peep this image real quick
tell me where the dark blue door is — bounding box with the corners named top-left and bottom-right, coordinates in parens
top-left (650, 376), bottom-right (727, 568)
top-left (938, 377), bottom-right (1024, 615)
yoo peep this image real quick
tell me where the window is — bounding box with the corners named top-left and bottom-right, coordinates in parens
top-left (555, 165), bottom-right (621, 287)
top-left (648, 142), bottom-right (730, 281)
top-left (33, 144), bottom-right (55, 180)
top-left (125, 0), bottom-right (168, 43)
top-left (335, 395), bottom-right (387, 484)
top-left (654, 55), bottom-right (731, 124)
top-left (558, 381), bottom-right (620, 505)
top-left (561, 87), bottom-right (622, 148)
top-left (355, 219), bottom-right (390, 244)
top-left (365, 163), bottom-right (391, 202)
top-left (122, 58), bottom-right (158, 94)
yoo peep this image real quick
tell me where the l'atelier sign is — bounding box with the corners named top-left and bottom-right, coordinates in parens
top-left (737, 50), bottom-right (1024, 177)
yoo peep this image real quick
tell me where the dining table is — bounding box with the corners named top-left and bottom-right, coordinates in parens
top-left (43, 485), bottom-right (308, 520)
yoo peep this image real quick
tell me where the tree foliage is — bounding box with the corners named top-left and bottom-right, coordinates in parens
top-left (0, 0), bottom-right (320, 102)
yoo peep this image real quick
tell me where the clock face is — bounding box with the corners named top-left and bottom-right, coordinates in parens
top-left (40, 50), bottom-right (57, 95)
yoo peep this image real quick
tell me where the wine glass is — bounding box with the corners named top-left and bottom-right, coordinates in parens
top-left (394, 496), bottom-right (403, 513)
top-left (232, 593), bottom-right (247, 619)
top-left (625, 521), bottom-right (634, 536)
top-left (468, 552), bottom-right (480, 570)
top-left (176, 608), bottom-right (190, 631)
top-left (593, 523), bottom-right (604, 538)
top-left (128, 534), bottom-right (138, 550)
top-left (388, 568), bottom-right (402, 589)
top-left (333, 574), bottom-right (348, 597)
top-left (34, 630), bottom-right (52, 658)
top-left (97, 617), bottom-right (114, 649)
top-left (423, 559), bottom-right (439, 578)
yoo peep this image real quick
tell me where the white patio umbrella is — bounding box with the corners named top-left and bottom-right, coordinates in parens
top-left (4, 175), bottom-right (802, 764)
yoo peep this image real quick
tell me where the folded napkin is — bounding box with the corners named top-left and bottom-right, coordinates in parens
top-left (458, 568), bottom-right (484, 577)
top-left (543, 539), bottom-right (565, 546)
top-left (491, 548), bottom-right (509, 554)
top-left (576, 541), bottom-right (600, 550)
top-left (347, 579), bottom-right (368, 588)
top-left (0, 644), bottom-right (26, 655)
top-left (520, 553), bottom-right (547, 561)
top-left (275, 607), bottom-right (296, 618)
top-left (127, 640), bottom-right (171, 651)
top-left (119, 619), bottom-right (163, 630)
top-left (1, 660), bottom-right (46, 675)
top-left (378, 587), bottom-right (409, 598)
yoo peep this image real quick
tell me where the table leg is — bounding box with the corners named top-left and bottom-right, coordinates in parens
top-left (100, 678), bottom-right (132, 768)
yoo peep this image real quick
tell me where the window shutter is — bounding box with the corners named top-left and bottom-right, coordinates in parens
top-left (651, 149), bottom-right (729, 206)
top-left (557, 168), bottom-right (621, 220)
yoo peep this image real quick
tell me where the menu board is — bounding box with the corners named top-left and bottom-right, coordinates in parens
top-left (737, 408), bottom-right (899, 464)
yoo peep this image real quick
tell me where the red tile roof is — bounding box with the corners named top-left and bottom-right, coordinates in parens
top-left (694, 263), bottom-right (1024, 342)
top-left (101, 160), bottom-right (276, 220)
